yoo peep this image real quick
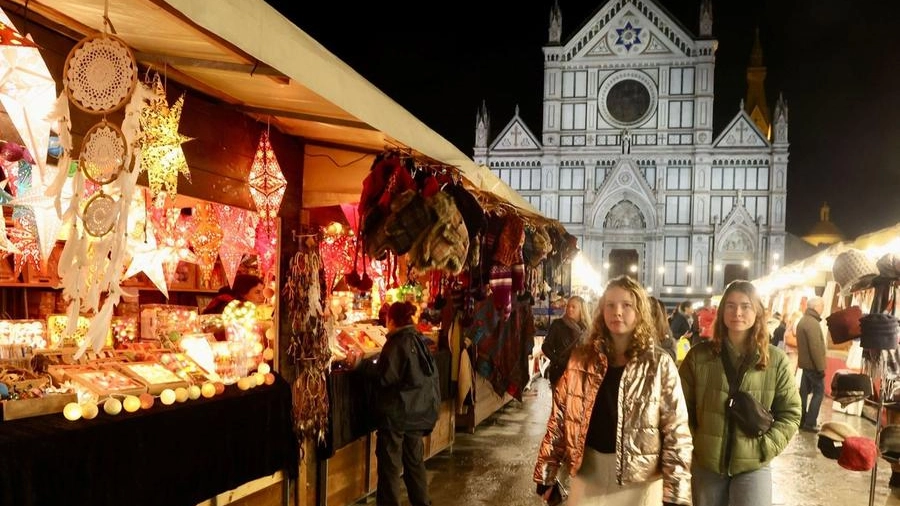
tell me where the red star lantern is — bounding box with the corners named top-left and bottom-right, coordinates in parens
top-left (248, 131), bottom-right (286, 226)
top-left (0, 21), bottom-right (37, 48)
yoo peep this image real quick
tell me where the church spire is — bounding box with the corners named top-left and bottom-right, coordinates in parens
top-left (699, 0), bottom-right (713, 37)
top-left (475, 100), bottom-right (490, 148)
top-left (744, 27), bottom-right (771, 139)
top-left (548, 0), bottom-right (562, 44)
top-left (773, 92), bottom-right (789, 144)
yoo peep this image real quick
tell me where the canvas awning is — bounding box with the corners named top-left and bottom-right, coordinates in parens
top-left (4, 0), bottom-right (544, 217)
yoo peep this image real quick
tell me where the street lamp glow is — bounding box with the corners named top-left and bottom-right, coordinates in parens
top-left (714, 264), bottom-right (722, 271)
top-left (685, 265), bottom-right (694, 273)
top-left (646, 286), bottom-right (653, 293)
top-left (742, 260), bottom-right (750, 267)
top-left (666, 287), bottom-right (673, 293)
top-left (773, 253), bottom-right (780, 260)
top-left (629, 264), bottom-right (638, 273)
top-left (705, 286), bottom-right (713, 293)
top-left (603, 262), bottom-right (610, 269)
top-left (657, 266), bottom-right (665, 274)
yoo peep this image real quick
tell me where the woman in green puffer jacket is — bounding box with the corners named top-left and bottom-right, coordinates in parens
top-left (679, 280), bottom-right (801, 506)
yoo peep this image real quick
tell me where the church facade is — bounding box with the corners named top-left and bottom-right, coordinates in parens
top-left (474, 0), bottom-right (789, 299)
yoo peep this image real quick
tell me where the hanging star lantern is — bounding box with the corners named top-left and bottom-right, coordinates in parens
top-left (7, 163), bottom-right (72, 265)
top-left (124, 220), bottom-right (170, 299)
top-left (139, 76), bottom-right (192, 200)
top-left (213, 203), bottom-right (256, 288)
top-left (254, 217), bottom-right (277, 280)
top-left (189, 202), bottom-right (223, 285)
top-left (248, 130), bottom-right (286, 230)
top-left (149, 203), bottom-right (197, 284)
top-left (8, 210), bottom-right (41, 276)
top-left (0, 182), bottom-right (20, 255)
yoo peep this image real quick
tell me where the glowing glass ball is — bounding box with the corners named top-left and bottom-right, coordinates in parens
top-left (201, 382), bottom-right (216, 398)
top-left (174, 387), bottom-right (189, 403)
top-left (103, 397), bottom-right (123, 415)
top-left (188, 385), bottom-right (202, 400)
top-left (257, 362), bottom-right (271, 375)
top-left (81, 402), bottom-right (99, 419)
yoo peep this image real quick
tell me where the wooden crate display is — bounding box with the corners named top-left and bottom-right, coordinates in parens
top-left (2, 392), bottom-right (77, 421)
top-left (117, 361), bottom-right (189, 395)
top-left (66, 367), bottom-right (147, 397)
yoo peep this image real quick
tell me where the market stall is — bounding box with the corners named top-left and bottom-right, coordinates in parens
top-left (0, 1), bottom-right (576, 506)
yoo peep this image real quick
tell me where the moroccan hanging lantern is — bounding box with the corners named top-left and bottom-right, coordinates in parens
top-left (248, 130), bottom-right (286, 228)
top-left (189, 203), bottom-right (223, 286)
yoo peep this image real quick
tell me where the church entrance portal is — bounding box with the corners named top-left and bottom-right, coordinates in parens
top-left (608, 249), bottom-right (639, 282)
top-left (723, 264), bottom-right (749, 286)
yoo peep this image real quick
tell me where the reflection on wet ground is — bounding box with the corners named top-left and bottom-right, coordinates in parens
top-left (358, 377), bottom-right (899, 505)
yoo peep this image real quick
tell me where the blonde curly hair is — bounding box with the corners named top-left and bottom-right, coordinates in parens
top-left (587, 275), bottom-right (655, 359)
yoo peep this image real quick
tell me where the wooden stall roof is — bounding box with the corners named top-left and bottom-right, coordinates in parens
top-left (4, 0), bottom-right (545, 218)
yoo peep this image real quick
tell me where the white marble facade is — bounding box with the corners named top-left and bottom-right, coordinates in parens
top-left (474, 0), bottom-right (789, 298)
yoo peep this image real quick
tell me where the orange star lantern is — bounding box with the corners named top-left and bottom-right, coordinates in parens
top-left (189, 202), bottom-right (223, 286)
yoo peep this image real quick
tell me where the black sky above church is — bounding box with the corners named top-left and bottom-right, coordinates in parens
top-left (266, 0), bottom-right (900, 240)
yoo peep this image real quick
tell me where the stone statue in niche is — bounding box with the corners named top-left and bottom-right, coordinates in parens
top-left (605, 200), bottom-right (645, 229)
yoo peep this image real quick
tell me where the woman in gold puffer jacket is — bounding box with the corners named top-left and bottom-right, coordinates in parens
top-left (534, 276), bottom-right (693, 506)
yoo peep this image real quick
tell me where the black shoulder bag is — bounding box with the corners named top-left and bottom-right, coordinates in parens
top-left (721, 352), bottom-right (774, 437)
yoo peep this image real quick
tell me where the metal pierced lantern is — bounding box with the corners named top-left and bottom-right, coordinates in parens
top-left (248, 131), bottom-right (286, 223)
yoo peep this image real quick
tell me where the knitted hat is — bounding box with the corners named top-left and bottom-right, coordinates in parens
top-left (880, 425), bottom-right (900, 463)
top-left (832, 249), bottom-right (879, 295)
top-left (838, 436), bottom-right (877, 471)
top-left (489, 265), bottom-right (512, 319)
top-left (826, 306), bottom-right (863, 344)
top-left (876, 253), bottom-right (900, 279)
top-left (859, 313), bottom-right (900, 350)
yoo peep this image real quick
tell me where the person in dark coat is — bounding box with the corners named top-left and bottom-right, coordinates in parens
top-left (650, 296), bottom-right (677, 362)
top-left (201, 273), bottom-right (266, 314)
top-left (669, 300), bottom-right (693, 343)
top-left (368, 301), bottom-right (437, 506)
top-left (541, 295), bottom-right (590, 388)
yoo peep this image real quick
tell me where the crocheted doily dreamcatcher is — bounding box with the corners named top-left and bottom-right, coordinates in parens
top-left (79, 119), bottom-right (127, 185)
top-left (82, 191), bottom-right (118, 237)
top-left (63, 33), bottom-right (137, 114)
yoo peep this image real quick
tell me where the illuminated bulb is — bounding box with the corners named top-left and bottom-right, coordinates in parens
top-left (174, 387), bottom-right (189, 403)
top-left (254, 372), bottom-right (266, 386)
top-left (742, 260), bottom-right (750, 267)
top-left (629, 264), bottom-right (638, 273)
top-left (264, 373), bottom-right (275, 385)
top-left (63, 402), bottom-right (83, 421)
top-left (214, 383), bottom-right (226, 395)
top-left (237, 377), bottom-right (252, 390)
top-left (188, 385), bottom-right (202, 400)
top-left (258, 363), bottom-right (271, 375)
top-left (263, 348), bottom-right (275, 361)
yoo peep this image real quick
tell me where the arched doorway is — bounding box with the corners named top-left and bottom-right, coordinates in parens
top-left (723, 264), bottom-right (749, 285)
top-left (609, 249), bottom-right (639, 281)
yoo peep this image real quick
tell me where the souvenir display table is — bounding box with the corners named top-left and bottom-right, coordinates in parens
top-left (0, 374), bottom-right (298, 506)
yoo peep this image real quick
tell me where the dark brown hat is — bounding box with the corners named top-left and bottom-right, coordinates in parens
top-left (826, 306), bottom-right (863, 344)
top-left (830, 371), bottom-right (873, 406)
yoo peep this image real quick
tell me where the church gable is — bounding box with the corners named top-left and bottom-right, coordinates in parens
top-left (591, 160), bottom-right (657, 229)
top-left (568, 0), bottom-right (693, 61)
top-left (713, 111), bottom-right (769, 148)
top-left (716, 198), bottom-right (758, 253)
top-left (490, 116), bottom-right (542, 151)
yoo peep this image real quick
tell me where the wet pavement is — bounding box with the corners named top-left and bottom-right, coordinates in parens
top-left (358, 377), bottom-right (899, 505)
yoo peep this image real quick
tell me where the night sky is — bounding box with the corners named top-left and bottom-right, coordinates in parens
top-left (266, 0), bottom-right (900, 239)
